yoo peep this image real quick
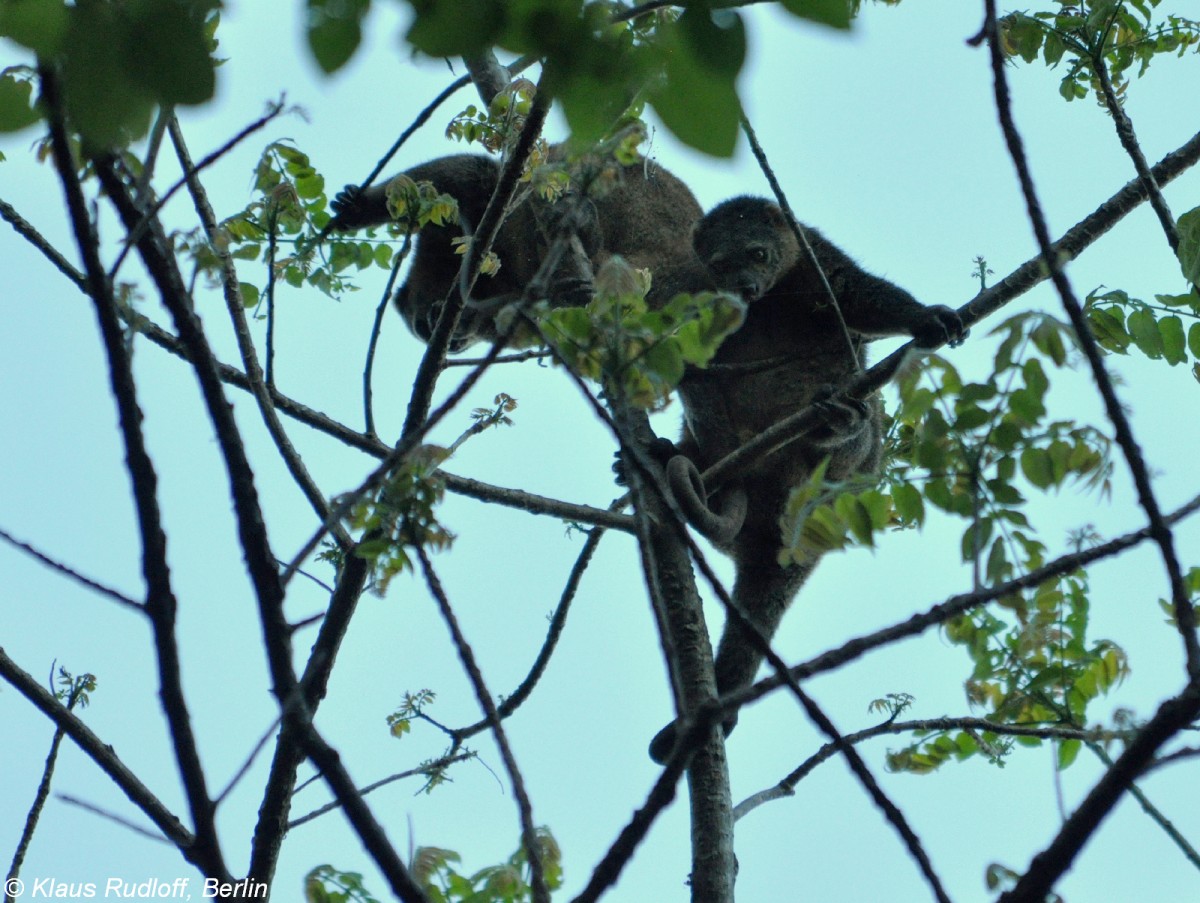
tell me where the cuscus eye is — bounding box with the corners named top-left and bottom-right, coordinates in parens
top-left (749, 247), bottom-right (768, 263)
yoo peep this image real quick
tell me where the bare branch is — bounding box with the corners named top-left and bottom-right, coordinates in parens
top-left (0, 648), bottom-right (194, 859)
top-left (454, 526), bottom-right (607, 739)
top-left (400, 79), bottom-right (552, 439)
top-left (248, 553), bottom-right (371, 885)
top-left (0, 526), bottom-right (142, 612)
top-left (56, 795), bottom-right (173, 845)
top-left (40, 67), bottom-right (228, 879)
top-left (417, 549), bottom-right (550, 903)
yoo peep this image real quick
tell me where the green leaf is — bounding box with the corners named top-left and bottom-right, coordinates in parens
top-left (778, 0), bottom-right (854, 30)
top-left (1127, 307), bottom-right (1164, 359)
top-left (0, 70), bottom-right (39, 132)
top-left (1086, 306), bottom-right (1131, 353)
top-left (0, 0), bottom-right (68, 57)
top-left (307, 0), bottom-right (370, 75)
top-left (648, 11), bottom-right (743, 157)
top-left (891, 482), bottom-right (924, 525)
top-left (239, 283), bottom-right (260, 308)
top-left (1160, 315), bottom-right (1187, 365)
top-left (405, 0), bottom-right (504, 58)
top-left (642, 340), bottom-right (685, 389)
top-left (1057, 738), bottom-right (1082, 770)
top-left (1178, 206), bottom-right (1200, 286)
top-left (125, 0), bottom-right (218, 106)
top-left (834, 493), bottom-right (874, 546)
top-left (1020, 447), bottom-right (1054, 489)
top-left (62, 4), bottom-right (154, 145)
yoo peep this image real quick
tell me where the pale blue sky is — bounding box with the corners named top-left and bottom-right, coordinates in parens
top-left (3, 2), bottom-right (1200, 901)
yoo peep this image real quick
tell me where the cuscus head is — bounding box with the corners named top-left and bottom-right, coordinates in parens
top-left (692, 196), bottom-right (794, 302)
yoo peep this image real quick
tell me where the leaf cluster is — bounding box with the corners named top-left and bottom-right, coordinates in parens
top-left (1000, 0), bottom-right (1200, 102)
top-left (303, 0), bottom-right (869, 156)
top-left (535, 258), bottom-right (746, 409)
top-left (212, 142), bottom-right (406, 307)
top-left (346, 447), bottom-right (455, 594)
top-left (891, 577), bottom-right (1129, 775)
top-left (1085, 285), bottom-right (1200, 382)
top-left (410, 827), bottom-right (563, 903)
top-left (0, 0), bottom-right (219, 146)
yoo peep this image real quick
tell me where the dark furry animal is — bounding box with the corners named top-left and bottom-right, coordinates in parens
top-left (648, 196), bottom-right (965, 763)
top-left (331, 152), bottom-right (702, 350)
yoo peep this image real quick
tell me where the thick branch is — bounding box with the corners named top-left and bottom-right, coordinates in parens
top-left (248, 554), bottom-right (371, 885)
top-left (1000, 684), bottom-right (1200, 903)
top-left (40, 68), bottom-right (227, 878)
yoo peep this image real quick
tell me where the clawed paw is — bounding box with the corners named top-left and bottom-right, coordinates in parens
top-left (613, 437), bottom-right (677, 486)
top-left (913, 305), bottom-right (969, 349)
top-left (808, 385), bottom-right (870, 447)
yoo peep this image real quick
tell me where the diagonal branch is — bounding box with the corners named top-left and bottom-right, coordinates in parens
top-left (0, 648), bottom-right (195, 860)
top-left (166, 116), bottom-right (351, 551)
top-left (417, 549), bottom-right (550, 903)
top-left (977, 0), bottom-right (1199, 680)
top-left (40, 68), bottom-right (228, 879)
top-left (732, 488), bottom-right (1200, 718)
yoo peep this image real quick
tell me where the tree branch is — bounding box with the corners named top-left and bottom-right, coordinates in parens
top-left (734, 717), bottom-right (1134, 822)
top-left (0, 648), bottom-right (195, 861)
top-left (166, 116), bottom-right (351, 551)
top-left (0, 526), bottom-right (142, 612)
top-left (417, 549), bottom-right (550, 903)
top-left (41, 68), bottom-right (228, 879)
top-left (978, 0), bottom-right (1199, 682)
top-left (731, 489), bottom-right (1200, 719)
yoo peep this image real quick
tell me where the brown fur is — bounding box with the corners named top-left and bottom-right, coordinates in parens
top-left (331, 151), bottom-right (702, 350)
top-left (649, 196), bottom-right (965, 762)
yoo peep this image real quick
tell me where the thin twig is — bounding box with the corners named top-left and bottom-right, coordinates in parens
top-left (0, 526), bottom-right (142, 612)
top-left (739, 113), bottom-right (859, 366)
top-left (6, 680), bottom-right (90, 891)
top-left (56, 794), bottom-right (173, 845)
top-left (454, 525), bottom-right (607, 739)
top-left (1092, 52), bottom-right (1179, 252)
top-left (978, 0), bottom-right (1199, 680)
top-left (0, 648), bottom-right (195, 858)
top-left (364, 235), bottom-right (411, 436)
top-left (1085, 741), bottom-right (1200, 871)
top-left (287, 754), bottom-right (473, 829)
top-left (417, 549), bottom-right (549, 903)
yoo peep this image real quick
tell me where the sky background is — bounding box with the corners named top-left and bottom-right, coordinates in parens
top-left (3, 2), bottom-right (1200, 901)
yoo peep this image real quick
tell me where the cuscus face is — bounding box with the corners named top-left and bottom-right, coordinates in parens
top-left (692, 197), bottom-right (792, 302)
